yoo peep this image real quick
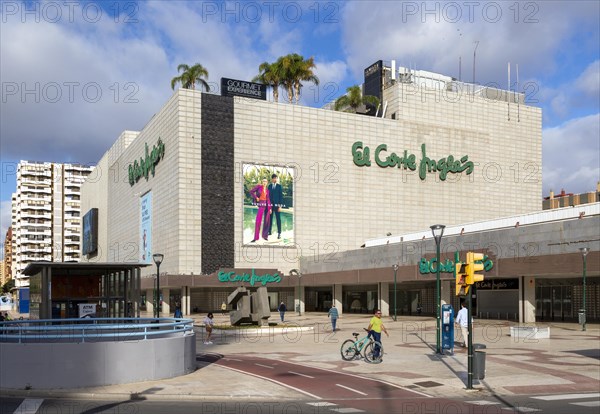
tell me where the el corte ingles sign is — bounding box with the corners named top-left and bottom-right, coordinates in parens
top-left (352, 142), bottom-right (474, 181)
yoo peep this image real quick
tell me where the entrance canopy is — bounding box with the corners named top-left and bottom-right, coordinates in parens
top-left (23, 262), bottom-right (150, 319)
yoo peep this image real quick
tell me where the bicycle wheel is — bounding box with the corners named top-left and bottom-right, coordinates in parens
top-left (340, 339), bottom-right (359, 361)
top-left (363, 341), bottom-right (384, 363)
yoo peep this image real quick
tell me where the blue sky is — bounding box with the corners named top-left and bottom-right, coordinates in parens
top-left (1, 0), bottom-right (599, 240)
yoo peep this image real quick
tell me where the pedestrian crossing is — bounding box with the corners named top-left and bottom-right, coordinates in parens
top-left (466, 392), bottom-right (600, 412)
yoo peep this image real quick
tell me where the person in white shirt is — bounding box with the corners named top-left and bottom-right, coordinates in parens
top-left (455, 302), bottom-right (470, 347)
top-left (203, 313), bottom-right (214, 344)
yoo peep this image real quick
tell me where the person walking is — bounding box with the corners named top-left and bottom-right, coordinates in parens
top-left (455, 302), bottom-right (469, 347)
top-left (278, 301), bottom-right (287, 322)
top-left (367, 309), bottom-right (388, 360)
top-left (203, 313), bottom-right (214, 344)
top-left (173, 305), bottom-right (183, 319)
top-left (328, 305), bottom-right (339, 331)
top-left (221, 301), bottom-right (227, 315)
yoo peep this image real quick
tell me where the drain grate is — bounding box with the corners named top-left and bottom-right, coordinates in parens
top-left (413, 381), bottom-right (443, 388)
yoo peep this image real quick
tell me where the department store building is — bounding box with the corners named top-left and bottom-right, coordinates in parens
top-left (80, 62), bottom-right (598, 323)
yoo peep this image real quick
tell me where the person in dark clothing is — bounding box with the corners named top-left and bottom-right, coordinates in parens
top-left (278, 301), bottom-right (287, 322)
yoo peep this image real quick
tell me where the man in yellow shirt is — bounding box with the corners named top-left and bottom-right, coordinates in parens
top-left (367, 309), bottom-right (388, 360)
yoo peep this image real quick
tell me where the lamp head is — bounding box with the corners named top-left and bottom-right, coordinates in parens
top-left (392, 264), bottom-right (399, 271)
top-left (289, 269), bottom-right (301, 278)
top-left (430, 224), bottom-right (446, 242)
top-left (153, 253), bottom-right (164, 265)
top-left (580, 247), bottom-right (590, 257)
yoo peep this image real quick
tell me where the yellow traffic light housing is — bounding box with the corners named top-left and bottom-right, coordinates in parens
top-left (455, 262), bottom-right (469, 296)
top-left (466, 252), bottom-right (485, 285)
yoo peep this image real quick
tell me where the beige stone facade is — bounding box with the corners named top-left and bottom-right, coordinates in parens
top-left (82, 86), bottom-right (541, 277)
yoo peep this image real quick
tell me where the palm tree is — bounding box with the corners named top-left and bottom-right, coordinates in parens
top-left (334, 85), bottom-right (380, 113)
top-left (252, 61), bottom-right (283, 102)
top-left (280, 53), bottom-right (319, 104)
top-left (170, 63), bottom-right (209, 91)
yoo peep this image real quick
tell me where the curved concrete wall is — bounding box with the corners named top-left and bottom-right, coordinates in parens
top-left (0, 333), bottom-right (196, 389)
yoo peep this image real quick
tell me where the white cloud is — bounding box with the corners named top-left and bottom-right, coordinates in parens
top-left (339, 1), bottom-right (599, 87)
top-left (543, 113), bottom-right (600, 195)
top-left (575, 60), bottom-right (600, 97)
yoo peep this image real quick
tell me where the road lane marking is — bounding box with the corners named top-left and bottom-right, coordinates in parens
top-left (14, 398), bottom-right (44, 414)
top-left (217, 364), bottom-right (322, 400)
top-left (272, 357), bottom-right (432, 398)
top-left (224, 357), bottom-right (242, 362)
top-left (532, 393), bottom-right (600, 401)
top-left (255, 363), bottom-right (274, 369)
top-left (330, 408), bottom-right (364, 413)
top-left (289, 371), bottom-right (315, 379)
top-left (571, 401), bottom-right (600, 407)
top-left (502, 408), bottom-right (540, 413)
top-left (306, 402), bottom-right (337, 407)
top-left (467, 400), bottom-right (501, 405)
top-left (336, 384), bottom-right (368, 396)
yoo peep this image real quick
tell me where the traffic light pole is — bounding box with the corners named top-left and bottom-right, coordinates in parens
top-left (467, 286), bottom-right (474, 389)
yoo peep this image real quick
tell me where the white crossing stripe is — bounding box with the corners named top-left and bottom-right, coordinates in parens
top-left (336, 384), bottom-right (368, 396)
top-left (532, 393), bottom-right (600, 401)
top-left (330, 408), bottom-right (365, 413)
top-left (571, 401), bottom-right (600, 407)
top-left (502, 408), bottom-right (541, 413)
top-left (306, 402), bottom-right (337, 407)
top-left (468, 400), bottom-right (501, 405)
top-left (288, 370), bottom-right (315, 379)
top-left (14, 399), bottom-right (44, 414)
top-left (254, 363), bottom-right (274, 369)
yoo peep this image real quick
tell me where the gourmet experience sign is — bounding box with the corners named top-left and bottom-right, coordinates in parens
top-left (352, 142), bottom-right (474, 181)
top-left (128, 138), bottom-right (165, 186)
top-left (218, 269), bottom-right (281, 286)
top-left (221, 78), bottom-right (267, 100)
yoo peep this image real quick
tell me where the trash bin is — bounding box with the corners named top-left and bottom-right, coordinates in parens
top-left (473, 344), bottom-right (487, 380)
top-left (578, 309), bottom-right (586, 325)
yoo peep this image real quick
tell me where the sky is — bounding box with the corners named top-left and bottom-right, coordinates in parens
top-left (1, 0), bottom-right (599, 242)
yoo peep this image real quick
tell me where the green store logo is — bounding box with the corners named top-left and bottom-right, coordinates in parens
top-left (218, 269), bottom-right (282, 286)
top-left (352, 142), bottom-right (474, 181)
top-left (419, 252), bottom-right (493, 274)
top-left (128, 138), bottom-right (165, 186)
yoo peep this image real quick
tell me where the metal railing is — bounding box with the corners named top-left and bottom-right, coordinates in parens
top-left (0, 318), bottom-right (194, 344)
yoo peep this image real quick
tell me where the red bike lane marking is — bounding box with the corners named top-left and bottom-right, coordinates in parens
top-left (214, 354), bottom-right (431, 401)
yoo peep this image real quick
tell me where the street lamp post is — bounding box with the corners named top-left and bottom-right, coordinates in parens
top-left (430, 224), bottom-right (445, 355)
top-left (392, 264), bottom-right (399, 321)
top-left (153, 253), bottom-right (164, 319)
top-left (290, 269), bottom-right (302, 316)
top-left (579, 247), bottom-right (589, 331)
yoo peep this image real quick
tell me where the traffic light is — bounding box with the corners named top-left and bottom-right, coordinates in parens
top-left (466, 252), bottom-right (485, 286)
top-left (455, 261), bottom-right (469, 296)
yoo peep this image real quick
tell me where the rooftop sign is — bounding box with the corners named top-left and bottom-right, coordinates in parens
top-left (221, 78), bottom-right (267, 100)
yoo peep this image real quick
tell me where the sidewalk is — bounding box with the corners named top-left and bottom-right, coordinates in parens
top-left (2, 312), bottom-right (599, 401)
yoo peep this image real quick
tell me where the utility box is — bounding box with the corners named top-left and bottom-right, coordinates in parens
top-left (441, 304), bottom-right (454, 353)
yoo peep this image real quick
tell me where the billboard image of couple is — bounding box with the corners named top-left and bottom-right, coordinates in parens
top-left (243, 163), bottom-right (294, 246)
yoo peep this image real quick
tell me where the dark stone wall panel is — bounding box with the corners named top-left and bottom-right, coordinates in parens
top-left (201, 94), bottom-right (234, 273)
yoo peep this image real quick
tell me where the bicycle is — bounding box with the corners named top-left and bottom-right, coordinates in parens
top-left (340, 328), bottom-right (384, 363)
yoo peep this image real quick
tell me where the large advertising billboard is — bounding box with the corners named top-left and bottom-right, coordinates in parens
top-left (140, 192), bottom-right (152, 263)
top-left (82, 208), bottom-right (98, 256)
top-left (243, 164), bottom-right (294, 246)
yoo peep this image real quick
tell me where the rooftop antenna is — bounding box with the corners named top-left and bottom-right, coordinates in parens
top-left (516, 63), bottom-right (520, 122)
top-left (472, 40), bottom-right (479, 94)
top-left (508, 62), bottom-right (511, 121)
top-left (459, 56), bottom-right (462, 81)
